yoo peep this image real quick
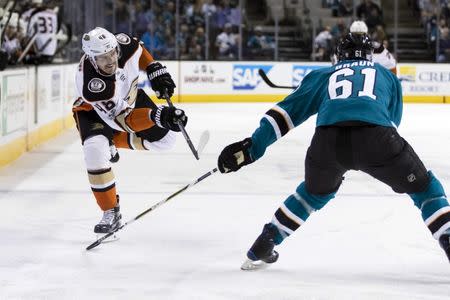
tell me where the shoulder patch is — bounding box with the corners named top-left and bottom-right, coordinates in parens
top-left (115, 33), bottom-right (139, 68)
top-left (88, 78), bottom-right (106, 93)
top-left (116, 33), bottom-right (131, 45)
top-left (82, 59), bottom-right (115, 102)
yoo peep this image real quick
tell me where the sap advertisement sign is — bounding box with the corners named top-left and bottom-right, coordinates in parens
top-left (292, 65), bottom-right (324, 87)
top-left (232, 65), bottom-right (272, 90)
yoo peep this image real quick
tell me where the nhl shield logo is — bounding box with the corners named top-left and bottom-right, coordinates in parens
top-left (115, 33), bottom-right (131, 45)
top-left (88, 78), bottom-right (106, 93)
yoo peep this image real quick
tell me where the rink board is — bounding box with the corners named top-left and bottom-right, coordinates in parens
top-left (0, 64), bottom-right (76, 167)
top-left (1, 61), bottom-right (450, 167)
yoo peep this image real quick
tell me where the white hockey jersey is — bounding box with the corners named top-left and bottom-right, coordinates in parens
top-left (2, 36), bottom-right (21, 57)
top-left (372, 44), bottom-right (397, 73)
top-left (331, 43), bottom-right (397, 74)
top-left (22, 7), bottom-right (58, 56)
top-left (74, 33), bottom-right (145, 132)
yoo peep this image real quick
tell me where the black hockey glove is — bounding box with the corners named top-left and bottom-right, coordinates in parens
top-left (218, 138), bottom-right (254, 173)
top-left (150, 106), bottom-right (187, 132)
top-left (146, 62), bottom-right (176, 99)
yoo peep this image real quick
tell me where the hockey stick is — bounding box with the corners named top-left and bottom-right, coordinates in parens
top-left (86, 167), bottom-right (219, 250)
top-left (163, 93), bottom-right (200, 160)
top-left (17, 31), bottom-right (37, 63)
top-left (258, 69), bottom-right (297, 89)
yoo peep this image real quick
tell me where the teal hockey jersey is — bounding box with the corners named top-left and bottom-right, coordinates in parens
top-left (250, 60), bottom-right (403, 160)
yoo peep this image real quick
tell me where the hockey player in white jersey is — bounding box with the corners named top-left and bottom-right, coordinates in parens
top-left (73, 27), bottom-right (187, 234)
top-left (349, 20), bottom-right (397, 74)
top-left (21, 0), bottom-right (58, 63)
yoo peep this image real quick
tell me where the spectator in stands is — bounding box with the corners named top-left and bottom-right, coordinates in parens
top-left (162, 26), bottom-right (176, 59)
top-left (418, 0), bottom-right (436, 28)
top-left (215, 22), bottom-right (238, 59)
top-left (141, 25), bottom-right (165, 57)
top-left (356, 0), bottom-right (382, 20)
top-left (134, 2), bottom-right (153, 37)
top-left (365, 6), bottom-right (384, 32)
top-left (1, 12), bottom-right (22, 65)
top-left (312, 26), bottom-right (332, 61)
top-left (338, 0), bottom-right (354, 16)
top-left (202, 0), bottom-right (217, 16)
top-left (371, 24), bottom-right (388, 45)
top-left (182, 0), bottom-right (195, 18)
top-left (188, 5), bottom-right (205, 30)
top-left (115, 1), bottom-right (131, 33)
top-left (229, 0), bottom-right (241, 31)
top-left (330, 0), bottom-right (353, 17)
top-left (191, 26), bottom-right (206, 53)
top-left (438, 24), bottom-right (450, 62)
top-left (190, 44), bottom-right (204, 60)
top-left (439, 18), bottom-right (449, 37)
top-left (162, 1), bottom-right (176, 27)
top-left (428, 15), bottom-right (438, 44)
top-left (214, 0), bottom-right (232, 29)
top-left (246, 25), bottom-right (275, 58)
top-left (331, 18), bottom-right (347, 40)
top-left (178, 23), bottom-right (190, 49)
top-left (441, 0), bottom-right (450, 22)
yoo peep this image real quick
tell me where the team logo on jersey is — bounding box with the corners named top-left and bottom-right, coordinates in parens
top-left (232, 65), bottom-right (272, 90)
top-left (115, 33), bottom-right (131, 45)
top-left (88, 78), bottom-right (106, 93)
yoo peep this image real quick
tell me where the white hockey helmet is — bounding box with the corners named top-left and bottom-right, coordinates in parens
top-left (82, 27), bottom-right (118, 59)
top-left (31, 0), bottom-right (43, 5)
top-left (350, 21), bottom-right (368, 34)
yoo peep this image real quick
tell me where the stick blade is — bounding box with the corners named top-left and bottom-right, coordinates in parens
top-left (86, 240), bottom-right (101, 251)
top-left (197, 130), bottom-right (210, 156)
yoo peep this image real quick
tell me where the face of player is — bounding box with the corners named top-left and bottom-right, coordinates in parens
top-left (95, 48), bottom-right (118, 75)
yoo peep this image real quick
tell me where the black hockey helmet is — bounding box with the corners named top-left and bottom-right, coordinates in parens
top-left (336, 32), bottom-right (373, 62)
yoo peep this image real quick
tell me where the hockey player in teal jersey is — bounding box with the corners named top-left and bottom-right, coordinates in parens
top-left (218, 32), bottom-right (450, 270)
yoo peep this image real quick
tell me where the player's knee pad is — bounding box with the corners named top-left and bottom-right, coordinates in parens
top-left (409, 171), bottom-right (448, 212)
top-left (296, 182), bottom-right (336, 211)
top-left (143, 131), bottom-right (176, 151)
top-left (83, 135), bottom-right (111, 170)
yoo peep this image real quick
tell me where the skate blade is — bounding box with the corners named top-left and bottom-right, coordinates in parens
top-left (96, 233), bottom-right (120, 244)
top-left (240, 258), bottom-right (269, 271)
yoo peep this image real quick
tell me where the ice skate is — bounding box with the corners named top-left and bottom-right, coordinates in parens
top-left (241, 223), bottom-right (279, 271)
top-left (94, 199), bottom-right (122, 234)
top-left (438, 227), bottom-right (450, 262)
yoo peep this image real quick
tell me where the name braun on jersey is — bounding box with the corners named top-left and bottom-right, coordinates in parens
top-left (335, 60), bottom-right (375, 70)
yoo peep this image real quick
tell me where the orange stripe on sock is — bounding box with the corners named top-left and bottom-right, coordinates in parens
top-left (113, 132), bottom-right (131, 149)
top-left (93, 185), bottom-right (117, 211)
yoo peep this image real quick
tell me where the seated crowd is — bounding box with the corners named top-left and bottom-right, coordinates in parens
top-left (0, 0), bottom-right (63, 70)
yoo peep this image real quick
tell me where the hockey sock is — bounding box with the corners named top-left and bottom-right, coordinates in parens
top-left (88, 168), bottom-right (117, 211)
top-left (409, 171), bottom-right (450, 239)
top-left (270, 182), bottom-right (336, 244)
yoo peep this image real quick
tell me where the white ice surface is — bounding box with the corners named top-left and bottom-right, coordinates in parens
top-left (0, 103), bottom-right (449, 300)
